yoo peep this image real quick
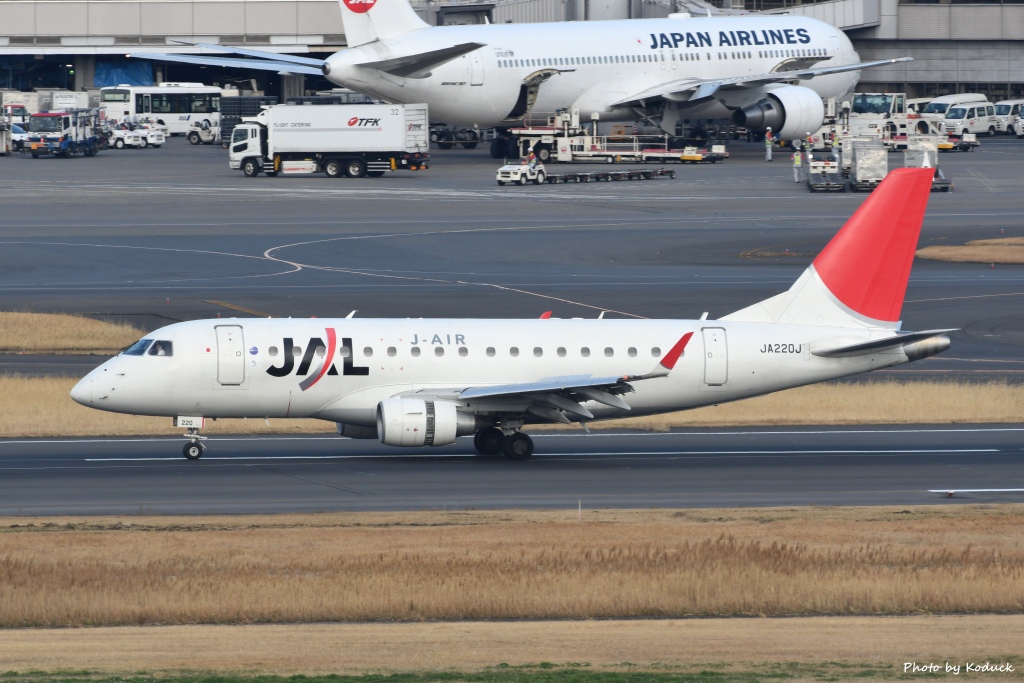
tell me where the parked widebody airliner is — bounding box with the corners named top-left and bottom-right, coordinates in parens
top-left (133, 0), bottom-right (908, 150)
top-left (72, 168), bottom-right (951, 461)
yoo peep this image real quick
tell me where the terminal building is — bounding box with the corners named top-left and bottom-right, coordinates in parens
top-left (0, 0), bottom-right (1021, 103)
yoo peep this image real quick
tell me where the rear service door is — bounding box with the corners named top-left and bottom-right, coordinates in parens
top-left (216, 325), bottom-right (245, 385)
top-left (702, 327), bottom-right (728, 386)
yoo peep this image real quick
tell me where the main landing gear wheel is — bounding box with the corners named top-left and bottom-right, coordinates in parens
top-left (473, 427), bottom-right (504, 455)
top-left (183, 442), bottom-right (204, 460)
top-left (501, 432), bottom-right (534, 460)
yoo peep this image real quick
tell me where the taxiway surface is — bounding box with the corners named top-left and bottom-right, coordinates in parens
top-left (2, 137), bottom-right (1024, 381)
top-left (1, 426), bottom-right (1022, 515)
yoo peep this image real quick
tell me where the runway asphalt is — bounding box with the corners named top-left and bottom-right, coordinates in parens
top-left (1, 135), bottom-right (1023, 514)
top-left (1, 425), bottom-right (1023, 515)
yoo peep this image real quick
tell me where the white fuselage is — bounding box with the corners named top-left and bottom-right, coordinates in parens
top-left (73, 317), bottom-right (909, 428)
top-left (325, 15), bottom-right (860, 127)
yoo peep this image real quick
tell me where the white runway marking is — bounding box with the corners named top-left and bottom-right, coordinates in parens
top-left (79, 448), bottom-right (998, 463)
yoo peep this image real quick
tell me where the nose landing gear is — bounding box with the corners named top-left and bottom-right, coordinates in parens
top-left (182, 427), bottom-right (206, 460)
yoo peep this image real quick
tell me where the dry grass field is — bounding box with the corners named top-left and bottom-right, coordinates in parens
top-left (917, 236), bottom-right (1024, 264)
top-left (2, 506), bottom-right (1023, 628)
top-left (3, 615), bottom-right (1023, 678)
top-left (7, 375), bottom-right (1024, 437)
top-left (0, 312), bottom-right (142, 354)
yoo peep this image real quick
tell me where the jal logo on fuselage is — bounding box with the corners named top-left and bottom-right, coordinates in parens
top-left (647, 27), bottom-right (811, 49)
top-left (343, 0), bottom-right (377, 13)
top-left (348, 117), bottom-right (381, 127)
top-left (266, 328), bottom-right (367, 391)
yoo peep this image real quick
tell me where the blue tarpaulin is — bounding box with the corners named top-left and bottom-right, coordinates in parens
top-left (95, 61), bottom-right (153, 87)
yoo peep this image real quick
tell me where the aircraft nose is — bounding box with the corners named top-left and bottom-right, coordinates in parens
top-left (70, 376), bottom-right (93, 406)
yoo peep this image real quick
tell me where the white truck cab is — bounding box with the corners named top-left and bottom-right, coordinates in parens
top-left (993, 100), bottom-right (1024, 135)
top-left (944, 102), bottom-right (996, 136)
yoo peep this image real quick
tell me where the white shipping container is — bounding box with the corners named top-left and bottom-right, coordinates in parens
top-left (253, 104), bottom-right (429, 154)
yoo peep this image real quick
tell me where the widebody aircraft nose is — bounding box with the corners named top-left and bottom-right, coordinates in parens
top-left (70, 375), bottom-right (93, 406)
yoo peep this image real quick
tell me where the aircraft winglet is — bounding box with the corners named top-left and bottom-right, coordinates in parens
top-left (660, 332), bottom-right (694, 370)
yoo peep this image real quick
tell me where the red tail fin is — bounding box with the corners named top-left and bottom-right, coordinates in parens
top-left (812, 168), bottom-right (934, 324)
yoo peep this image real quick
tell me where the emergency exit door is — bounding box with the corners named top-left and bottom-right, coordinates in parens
top-left (702, 327), bottom-right (728, 386)
top-left (216, 325), bottom-right (245, 385)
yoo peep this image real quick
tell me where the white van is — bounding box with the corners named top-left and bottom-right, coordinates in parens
top-left (993, 100), bottom-right (1024, 135)
top-left (944, 102), bottom-right (996, 136)
top-left (920, 94), bottom-right (989, 119)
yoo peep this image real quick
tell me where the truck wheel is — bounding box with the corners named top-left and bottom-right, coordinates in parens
top-left (988, 126), bottom-right (996, 137)
top-left (489, 138), bottom-right (505, 159)
top-left (497, 181), bottom-right (505, 186)
top-left (187, 132), bottom-right (201, 145)
top-left (461, 142), bottom-right (477, 149)
top-left (437, 141), bottom-right (453, 150)
top-left (345, 159), bottom-right (367, 178)
top-left (533, 171), bottom-right (545, 185)
top-left (139, 139), bottom-right (147, 149)
top-left (265, 171), bottom-right (278, 177)
top-left (535, 146), bottom-right (551, 163)
top-left (367, 171), bottom-right (385, 178)
top-left (242, 158), bottom-right (261, 177)
top-left (324, 160), bottom-right (343, 178)
top-left (516, 175), bottom-right (527, 186)
top-left (115, 138), bottom-right (125, 149)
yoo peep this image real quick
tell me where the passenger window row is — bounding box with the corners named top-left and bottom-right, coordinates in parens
top-left (497, 47), bottom-right (826, 69)
top-left (266, 345), bottom-right (666, 359)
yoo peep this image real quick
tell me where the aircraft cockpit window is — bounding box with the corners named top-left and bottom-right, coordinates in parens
top-left (148, 341), bottom-right (173, 356)
top-left (122, 339), bottom-right (153, 356)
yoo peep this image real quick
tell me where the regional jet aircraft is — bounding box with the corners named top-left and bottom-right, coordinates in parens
top-left (72, 168), bottom-right (951, 460)
top-left (132, 0), bottom-right (909, 148)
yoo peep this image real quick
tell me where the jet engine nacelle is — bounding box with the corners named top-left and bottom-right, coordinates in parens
top-left (376, 397), bottom-right (477, 447)
top-left (731, 86), bottom-right (826, 141)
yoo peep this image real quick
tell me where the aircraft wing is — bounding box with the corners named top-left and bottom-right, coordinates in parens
top-left (402, 332), bottom-right (693, 424)
top-left (130, 51), bottom-right (325, 76)
top-left (133, 41), bottom-right (486, 80)
top-left (613, 57), bottom-right (912, 107)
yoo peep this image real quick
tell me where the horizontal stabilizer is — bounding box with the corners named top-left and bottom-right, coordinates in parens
top-left (131, 52), bottom-right (324, 75)
top-left (811, 329), bottom-right (956, 358)
top-left (357, 42), bottom-right (486, 79)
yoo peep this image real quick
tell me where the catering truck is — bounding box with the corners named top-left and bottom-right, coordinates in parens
top-left (229, 103), bottom-right (429, 178)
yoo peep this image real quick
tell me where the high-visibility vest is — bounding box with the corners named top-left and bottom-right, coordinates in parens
top-left (792, 152), bottom-right (802, 166)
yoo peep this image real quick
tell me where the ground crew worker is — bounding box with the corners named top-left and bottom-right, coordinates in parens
top-left (791, 149), bottom-right (803, 183)
top-left (764, 127), bottom-right (773, 161)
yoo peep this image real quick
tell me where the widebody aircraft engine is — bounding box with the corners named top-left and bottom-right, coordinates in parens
top-left (731, 85), bottom-right (826, 140)
top-left (376, 397), bottom-right (478, 447)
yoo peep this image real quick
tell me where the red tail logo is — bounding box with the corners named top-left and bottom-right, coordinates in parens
top-left (812, 168), bottom-right (934, 324)
top-left (343, 0), bottom-right (377, 13)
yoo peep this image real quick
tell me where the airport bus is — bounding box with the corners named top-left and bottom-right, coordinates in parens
top-left (99, 82), bottom-right (221, 134)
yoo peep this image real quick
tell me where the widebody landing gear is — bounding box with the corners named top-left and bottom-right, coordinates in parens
top-left (501, 432), bottom-right (534, 460)
top-left (473, 427), bottom-right (504, 454)
top-left (182, 427), bottom-right (205, 460)
top-left (472, 427), bottom-right (535, 459)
